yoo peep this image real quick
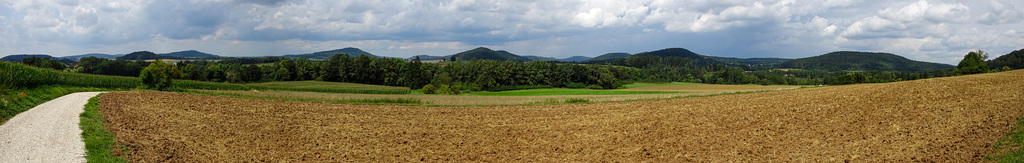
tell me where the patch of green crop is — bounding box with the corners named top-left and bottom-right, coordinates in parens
top-left (987, 115), bottom-right (1024, 162)
top-left (621, 82), bottom-right (699, 89)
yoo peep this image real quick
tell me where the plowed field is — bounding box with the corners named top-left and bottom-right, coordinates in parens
top-left (99, 70), bottom-right (1024, 162)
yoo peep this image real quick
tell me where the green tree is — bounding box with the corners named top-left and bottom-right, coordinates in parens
top-left (403, 56), bottom-right (430, 89)
top-left (278, 59), bottom-right (296, 80)
top-left (1003, 66), bottom-right (1012, 72)
top-left (954, 50), bottom-right (989, 75)
top-left (274, 67), bottom-right (291, 81)
top-left (139, 60), bottom-right (181, 90)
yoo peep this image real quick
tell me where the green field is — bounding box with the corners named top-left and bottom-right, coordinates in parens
top-left (621, 82), bottom-right (699, 89)
top-left (247, 81), bottom-right (411, 94)
top-left (468, 88), bottom-right (686, 96)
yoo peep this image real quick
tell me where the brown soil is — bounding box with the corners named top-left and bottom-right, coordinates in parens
top-left (98, 70), bottom-right (1024, 162)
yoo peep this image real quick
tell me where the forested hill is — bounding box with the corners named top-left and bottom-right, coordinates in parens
top-left (1, 54), bottom-right (56, 62)
top-left (283, 47), bottom-right (381, 59)
top-left (524, 56), bottom-right (559, 61)
top-left (561, 56), bottom-right (592, 62)
top-left (706, 56), bottom-right (791, 66)
top-left (779, 51), bottom-right (954, 72)
top-left (162, 50), bottom-right (219, 59)
top-left (62, 53), bottom-right (123, 60)
top-left (449, 47), bottom-right (530, 62)
top-left (988, 48), bottom-right (1024, 69)
top-left (409, 55), bottom-right (452, 61)
top-left (631, 48), bottom-right (719, 65)
top-left (583, 53), bottom-right (631, 62)
top-left (116, 51), bottom-right (161, 60)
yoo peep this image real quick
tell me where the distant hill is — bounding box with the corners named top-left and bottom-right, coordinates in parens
top-left (161, 50), bottom-right (219, 59)
top-left (779, 51), bottom-right (954, 72)
top-left (583, 53), bottom-right (631, 62)
top-left (560, 56), bottom-right (592, 62)
top-left (408, 55), bottom-right (452, 61)
top-left (988, 48), bottom-right (1024, 69)
top-left (707, 56), bottom-right (791, 66)
top-left (117, 51), bottom-right (161, 60)
top-left (524, 55), bottom-right (559, 61)
top-left (2, 54), bottom-right (57, 62)
top-left (449, 47), bottom-right (530, 62)
top-left (62, 53), bottom-right (123, 60)
top-left (283, 47), bottom-right (380, 59)
top-left (629, 48), bottom-right (721, 65)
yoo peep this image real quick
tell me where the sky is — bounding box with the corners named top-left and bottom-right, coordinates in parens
top-left (1, 0), bottom-right (1022, 64)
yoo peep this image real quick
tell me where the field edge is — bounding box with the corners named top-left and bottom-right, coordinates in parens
top-left (79, 93), bottom-right (129, 163)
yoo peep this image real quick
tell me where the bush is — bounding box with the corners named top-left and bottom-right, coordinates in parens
top-left (422, 84), bottom-right (437, 94)
top-left (1004, 66), bottom-right (1012, 72)
top-left (436, 85), bottom-right (450, 95)
top-left (139, 61), bottom-right (181, 91)
top-left (448, 84), bottom-right (463, 95)
top-left (587, 84), bottom-right (603, 89)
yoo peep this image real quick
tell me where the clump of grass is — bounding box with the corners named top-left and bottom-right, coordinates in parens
top-left (563, 98), bottom-right (590, 104)
top-left (80, 94), bottom-right (129, 163)
top-left (527, 98), bottom-right (591, 105)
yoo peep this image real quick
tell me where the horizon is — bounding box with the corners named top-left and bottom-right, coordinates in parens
top-left (3, 0), bottom-right (1023, 65)
top-left (4, 47), bottom-right (979, 64)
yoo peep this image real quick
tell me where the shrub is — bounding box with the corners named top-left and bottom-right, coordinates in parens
top-left (587, 84), bottom-right (603, 89)
top-left (447, 84), bottom-right (463, 95)
top-left (436, 85), bottom-right (451, 95)
top-left (1004, 66), bottom-right (1012, 72)
top-left (139, 61), bottom-right (181, 91)
top-left (422, 84), bottom-right (437, 94)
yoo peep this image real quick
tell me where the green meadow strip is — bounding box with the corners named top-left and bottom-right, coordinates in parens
top-left (80, 94), bottom-right (128, 163)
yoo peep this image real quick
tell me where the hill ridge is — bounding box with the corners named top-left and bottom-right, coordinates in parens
top-left (780, 51), bottom-right (953, 72)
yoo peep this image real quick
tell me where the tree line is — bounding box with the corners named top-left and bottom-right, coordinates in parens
top-left (14, 49), bottom-right (1014, 92)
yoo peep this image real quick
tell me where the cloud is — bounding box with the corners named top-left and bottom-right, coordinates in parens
top-left (572, 0), bottom-right (649, 28)
top-left (234, 0), bottom-right (293, 6)
top-left (979, 0), bottom-right (1024, 25)
top-left (1, 0), bottom-right (1023, 65)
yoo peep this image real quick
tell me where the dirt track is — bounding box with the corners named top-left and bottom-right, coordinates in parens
top-left (0, 92), bottom-right (104, 162)
top-left (99, 70), bottom-right (1024, 162)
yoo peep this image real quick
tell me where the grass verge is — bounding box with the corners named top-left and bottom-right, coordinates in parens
top-left (987, 115), bottom-right (1024, 162)
top-left (80, 93), bottom-right (128, 163)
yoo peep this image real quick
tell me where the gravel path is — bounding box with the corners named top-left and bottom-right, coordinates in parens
top-left (0, 92), bottom-right (105, 162)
